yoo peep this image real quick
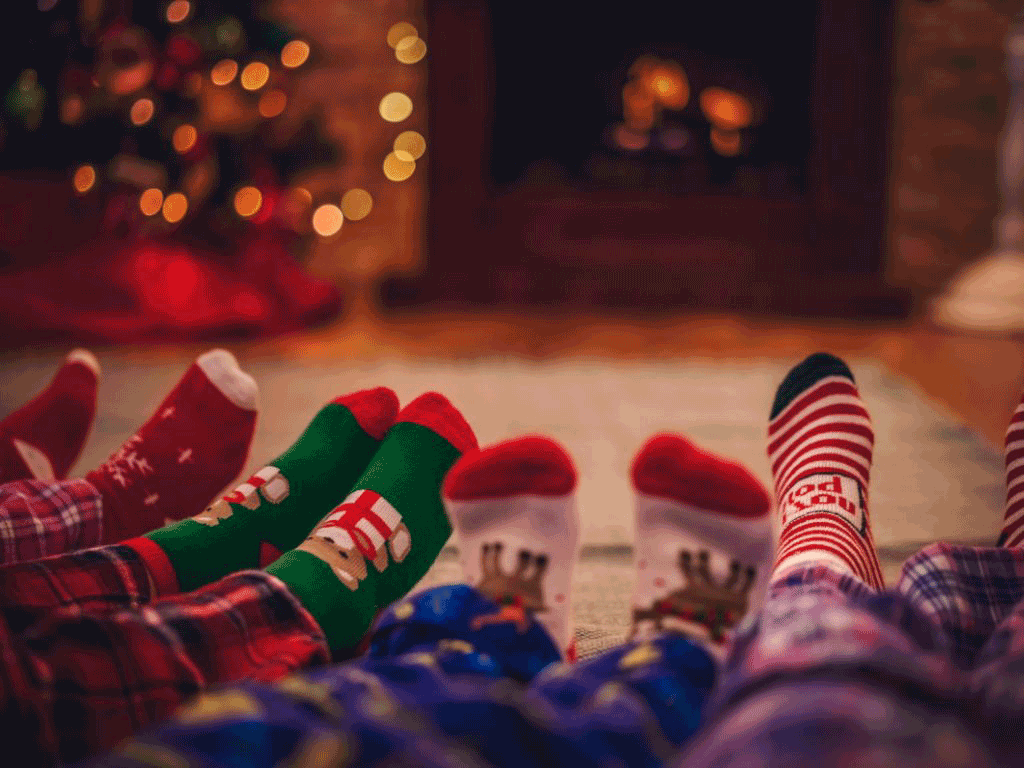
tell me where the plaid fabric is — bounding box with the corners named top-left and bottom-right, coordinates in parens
top-left (0, 543), bottom-right (153, 636)
top-left (0, 478), bottom-right (103, 564)
top-left (0, 569), bottom-right (328, 766)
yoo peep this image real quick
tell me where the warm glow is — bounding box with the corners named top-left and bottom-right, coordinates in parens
top-left (341, 188), bottom-right (373, 220)
top-left (395, 36), bottom-right (427, 64)
top-left (130, 98), bottom-right (155, 126)
top-left (647, 64), bottom-right (689, 110)
top-left (393, 130), bottom-right (426, 160)
top-left (383, 151), bottom-right (415, 181)
top-left (258, 89), bottom-right (287, 118)
top-left (61, 96), bottom-right (84, 124)
top-left (240, 61), bottom-right (270, 91)
top-left (613, 124), bottom-right (649, 151)
top-left (166, 0), bottom-right (190, 23)
top-left (387, 22), bottom-right (418, 49)
top-left (280, 40), bottom-right (310, 69)
top-left (172, 124), bottom-right (197, 153)
top-left (234, 186), bottom-right (263, 217)
top-left (379, 92), bottom-right (413, 122)
top-left (140, 188), bottom-right (164, 216)
top-left (185, 72), bottom-right (203, 96)
top-left (73, 165), bottom-right (96, 194)
top-left (700, 88), bottom-right (753, 131)
top-left (211, 59), bottom-right (238, 86)
top-left (162, 192), bottom-right (188, 223)
top-left (710, 127), bottom-right (742, 156)
top-left (312, 204), bottom-right (343, 236)
top-left (622, 80), bottom-right (655, 131)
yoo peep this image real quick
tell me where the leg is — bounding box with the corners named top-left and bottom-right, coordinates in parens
top-left (0, 478), bottom-right (104, 564)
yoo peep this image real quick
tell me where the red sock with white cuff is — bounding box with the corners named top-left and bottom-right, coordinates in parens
top-left (86, 349), bottom-right (258, 543)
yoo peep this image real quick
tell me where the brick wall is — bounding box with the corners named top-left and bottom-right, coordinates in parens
top-left (888, 0), bottom-right (1016, 299)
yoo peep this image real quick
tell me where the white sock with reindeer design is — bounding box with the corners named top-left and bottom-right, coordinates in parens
top-left (443, 436), bottom-right (581, 660)
top-left (630, 434), bottom-right (773, 658)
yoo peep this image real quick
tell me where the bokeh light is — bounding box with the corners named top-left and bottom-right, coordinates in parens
top-left (234, 186), bottom-right (263, 217)
top-left (341, 188), bottom-right (373, 221)
top-left (73, 164), bottom-right (96, 194)
top-left (280, 40), bottom-right (310, 69)
top-left (130, 98), bottom-right (155, 125)
top-left (710, 127), bottom-right (742, 156)
top-left (140, 188), bottom-right (164, 216)
top-left (393, 130), bottom-right (426, 160)
top-left (162, 192), bottom-right (188, 223)
top-left (613, 124), bottom-right (649, 151)
top-left (60, 96), bottom-right (84, 125)
top-left (647, 64), bottom-right (689, 110)
top-left (258, 89), bottom-right (287, 118)
top-left (210, 59), bottom-right (238, 86)
top-left (700, 88), bottom-right (753, 131)
top-left (312, 204), bottom-right (343, 236)
top-left (379, 92), bottom-right (413, 122)
top-left (383, 151), bottom-right (416, 181)
top-left (240, 61), bottom-right (270, 91)
top-left (395, 36), bottom-right (427, 64)
top-left (387, 22), bottom-right (418, 49)
top-left (172, 124), bottom-right (197, 153)
top-left (166, 0), bottom-right (190, 23)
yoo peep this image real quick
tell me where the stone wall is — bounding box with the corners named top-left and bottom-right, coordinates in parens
top-left (888, 0), bottom-right (1016, 299)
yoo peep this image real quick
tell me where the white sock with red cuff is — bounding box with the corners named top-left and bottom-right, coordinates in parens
top-left (443, 436), bottom-right (580, 660)
top-left (767, 352), bottom-right (884, 589)
top-left (630, 433), bottom-right (773, 658)
top-left (86, 349), bottom-right (258, 543)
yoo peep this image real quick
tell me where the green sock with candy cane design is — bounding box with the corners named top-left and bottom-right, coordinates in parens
top-left (124, 388), bottom-right (400, 594)
top-left (265, 392), bottom-right (478, 655)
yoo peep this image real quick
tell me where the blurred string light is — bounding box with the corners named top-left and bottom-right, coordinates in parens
top-left (211, 59), bottom-right (238, 86)
top-left (699, 87), bottom-right (753, 131)
top-left (613, 124), bottom-right (648, 151)
top-left (234, 186), bottom-right (263, 217)
top-left (383, 151), bottom-right (415, 181)
top-left (393, 130), bottom-right (426, 159)
top-left (172, 123), bottom-right (197, 153)
top-left (73, 164), bottom-right (96, 193)
top-left (258, 89), bottom-right (287, 117)
top-left (162, 192), bottom-right (188, 222)
top-left (312, 204), bottom-right (343, 236)
top-left (386, 22), bottom-right (417, 49)
top-left (379, 92), bottom-right (412, 122)
top-left (710, 127), bottom-right (741, 156)
top-left (395, 35), bottom-right (427, 64)
top-left (240, 61), bottom-right (270, 91)
top-left (60, 95), bottom-right (84, 125)
top-left (139, 188), bottom-right (164, 216)
top-left (130, 97), bottom-right (155, 125)
top-left (341, 188), bottom-right (373, 220)
top-left (166, 0), bottom-right (191, 23)
top-left (280, 40), bottom-right (310, 69)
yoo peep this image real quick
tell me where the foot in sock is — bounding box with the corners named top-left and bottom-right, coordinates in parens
top-left (630, 433), bottom-right (772, 658)
top-left (999, 391), bottom-right (1024, 547)
top-left (443, 436), bottom-right (580, 660)
top-left (86, 349), bottom-right (258, 544)
top-left (0, 349), bottom-right (100, 483)
top-left (128, 386), bottom-right (400, 593)
top-left (266, 392), bottom-right (478, 655)
top-left (768, 352), bottom-right (884, 589)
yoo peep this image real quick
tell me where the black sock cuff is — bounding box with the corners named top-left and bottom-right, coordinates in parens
top-left (771, 353), bottom-right (856, 419)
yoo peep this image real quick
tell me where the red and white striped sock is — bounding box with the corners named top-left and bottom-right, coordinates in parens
top-left (768, 352), bottom-right (884, 589)
top-left (443, 436), bottom-right (580, 661)
top-left (999, 392), bottom-right (1024, 547)
top-left (630, 434), bottom-right (773, 657)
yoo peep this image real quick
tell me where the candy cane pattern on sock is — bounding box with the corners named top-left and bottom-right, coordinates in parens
top-left (1000, 394), bottom-right (1024, 547)
top-left (768, 359), bottom-right (884, 589)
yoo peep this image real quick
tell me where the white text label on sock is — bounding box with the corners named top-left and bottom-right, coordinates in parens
top-left (780, 474), bottom-right (866, 536)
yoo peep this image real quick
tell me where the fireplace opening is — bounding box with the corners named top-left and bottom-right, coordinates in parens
top-left (488, 1), bottom-right (818, 199)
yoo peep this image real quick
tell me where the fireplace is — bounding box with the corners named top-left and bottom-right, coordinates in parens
top-left (382, 0), bottom-right (911, 316)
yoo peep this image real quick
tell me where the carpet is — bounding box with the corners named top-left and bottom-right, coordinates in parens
top-left (0, 352), bottom-right (1007, 656)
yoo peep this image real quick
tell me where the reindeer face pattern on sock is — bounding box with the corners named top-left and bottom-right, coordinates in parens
top-left (297, 489), bottom-right (411, 591)
top-left (192, 466), bottom-right (290, 526)
top-left (471, 542), bottom-right (550, 633)
top-left (631, 548), bottom-right (757, 643)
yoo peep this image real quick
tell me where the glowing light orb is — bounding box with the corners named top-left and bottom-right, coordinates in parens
top-left (393, 130), bottom-right (426, 159)
top-left (211, 59), bottom-right (238, 86)
top-left (312, 204), bottom-right (343, 236)
top-left (341, 188), bottom-right (373, 221)
top-left (258, 89), bottom-right (287, 118)
top-left (379, 92), bottom-right (413, 122)
top-left (383, 151), bottom-right (415, 181)
top-left (710, 127), bottom-right (742, 156)
top-left (140, 188), bottom-right (164, 216)
top-left (234, 186), bottom-right (263, 217)
top-left (395, 36), bottom-right (427, 64)
top-left (700, 88), bottom-right (753, 131)
top-left (240, 61), bottom-right (270, 91)
top-left (162, 192), bottom-right (188, 223)
top-left (280, 40), bottom-right (310, 69)
top-left (387, 22), bottom-right (418, 49)
top-left (130, 98), bottom-right (155, 126)
top-left (73, 165), bottom-right (96, 193)
top-left (172, 124), bottom-right (197, 153)
top-left (166, 0), bottom-right (190, 23)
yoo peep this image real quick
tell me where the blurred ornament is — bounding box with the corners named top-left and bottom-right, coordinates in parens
top-left (97, 24), bottom-right (156, 96)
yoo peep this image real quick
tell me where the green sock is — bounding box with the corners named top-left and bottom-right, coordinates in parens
top-left (266, 391), bottom-right (478, 654)
top-left (125, 388), bottom-right (399, 593)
